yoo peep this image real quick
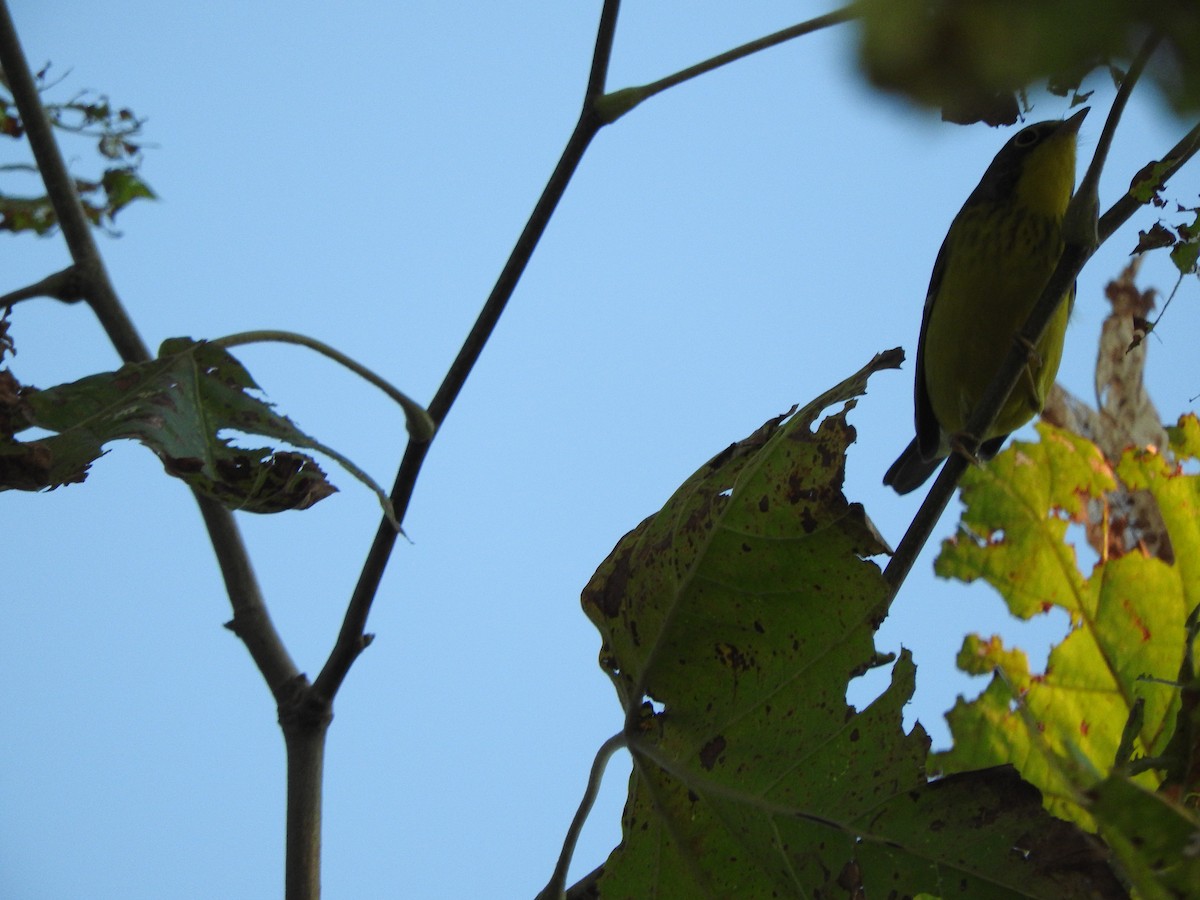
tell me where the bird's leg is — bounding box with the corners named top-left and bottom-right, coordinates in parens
top-left (949, 432), bottom-right (983, 466)
top-left (1015, 334), bottom-right (1044, 402)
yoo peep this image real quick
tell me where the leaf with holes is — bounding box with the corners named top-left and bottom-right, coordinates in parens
top-left (6, 337), bottom-right (392, 519)
top-left (934, 423), bottom-right (1193, 829)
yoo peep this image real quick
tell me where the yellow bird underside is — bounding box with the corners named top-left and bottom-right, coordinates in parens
top-left (921, 203), bottom-right (1071, 446)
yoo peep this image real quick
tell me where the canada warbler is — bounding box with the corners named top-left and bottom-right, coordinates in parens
top-left (883, 107), bottom-right (1088, 494)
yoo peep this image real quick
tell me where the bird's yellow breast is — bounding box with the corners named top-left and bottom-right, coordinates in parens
top-left (921, 203), bottom-right (1071, 441)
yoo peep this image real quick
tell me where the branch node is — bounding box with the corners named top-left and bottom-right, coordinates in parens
top-left (0, 264), bottom-right (88, 308)
top-left (277, 675), bottom-right (333, 733)
top-left (593, 87), bottom-right (646, 124)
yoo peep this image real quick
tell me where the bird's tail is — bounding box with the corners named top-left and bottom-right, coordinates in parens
top-left (883, 438), bottom-right (943, 495)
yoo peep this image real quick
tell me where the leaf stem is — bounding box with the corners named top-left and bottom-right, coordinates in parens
top-left (536, 732), bottom-right (628, 900)
top-left (212, 330), bottom-right (435, 442)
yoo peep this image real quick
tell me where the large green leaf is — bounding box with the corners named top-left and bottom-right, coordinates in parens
top-left (582, 352), bottom-right (1122, 898)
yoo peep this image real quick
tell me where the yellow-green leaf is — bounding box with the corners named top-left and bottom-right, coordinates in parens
top-left (935, 424), bottom-right (1193, 829)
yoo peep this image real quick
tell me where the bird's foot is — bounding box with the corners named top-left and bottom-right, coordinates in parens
top-left (949, 433), bottom-right (982, 466)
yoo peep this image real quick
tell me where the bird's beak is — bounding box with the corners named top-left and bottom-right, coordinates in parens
top-left (1060, 106), bottom-right (1089, 135)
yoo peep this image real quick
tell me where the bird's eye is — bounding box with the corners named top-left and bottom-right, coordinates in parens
top-left (1014, 127), bottom-right (1042, 147)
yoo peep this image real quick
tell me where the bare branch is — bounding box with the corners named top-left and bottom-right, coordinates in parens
top-left (597, 6), bottom-right (856, 124)
top-left (314, 0), bottom-right (627, 702)
top-left (0, 265), bottom-right (85, 307)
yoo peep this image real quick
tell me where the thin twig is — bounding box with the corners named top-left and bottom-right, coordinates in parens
top-left (536, 732), bottom-right (628, 900)
top-left (585, 0), bottom-right (621, 103)
top-left (313, 4), bottom-right (863, 703)
top-left (205, 503), bottom-right (298, 695)
top-left (1099, 120), bottom-right (1200, 244)
top-left (313, 0), bottom-right (625, 701)
top-left (597, 7), bottom-right (855, 123)
top-left (883, 35), bottom-right (1167, 594)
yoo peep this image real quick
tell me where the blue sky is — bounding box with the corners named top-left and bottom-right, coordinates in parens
top-left (3, 2), bottom-right (1198, 898)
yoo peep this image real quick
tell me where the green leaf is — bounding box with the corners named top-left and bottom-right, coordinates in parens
top-left (0, 193), bottom-right (58, 235)
top-left (1119, 417), bottom-right (1200, 624)
top-left (1089, 776), bottom-right (1200, 897)
top-left (934, 424), bottom-right (1194, 829)
top-left (5, 338), bottom-right (393, 519)
top-left (1133, 222), bottom-right (1177, 256)
top-left (1170, 239), bottom-right (1199, 276)
top-left (1128, 159), bottom-right (1175, 205)
top-left (101, 166), bottom-right (156, 218)
top-left (583, 353), bottom-right (1122, 898)
top-left (1168, 209), bottom-right (1200, 276)
top-left (0, 362), bottom-right (60, 489)
top-left (856, 0), bottom-right (1200, 118)
top-left (935, 425), bottom-right (1111, 620)
top-left (1, 74), bottom-right (153, 237)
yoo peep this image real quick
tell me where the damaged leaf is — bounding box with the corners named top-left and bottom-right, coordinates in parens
top-left (4, 337), bottom-right (394, 521)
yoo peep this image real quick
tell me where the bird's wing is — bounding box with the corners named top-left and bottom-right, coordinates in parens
top-left (913, 230), bottom-right (952, 460)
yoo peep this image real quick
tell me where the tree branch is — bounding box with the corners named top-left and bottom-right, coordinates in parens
top-left (585, 0), bottom-right (622, 104)
top-left (0, 0), bottom-right (298, 696)
top-left (596, 6), bottom-right (856, 124)
top-left (313, 0), bottom-right (625, 701)
top-left (0, 2), bottom-right (146, 363)
top-left (280, 683), bottom-right (332, 900)
top-left (1099, 120), bottom-right (1200, 245)
top-left (0, 265), bottom-right (86, 308)
top-left (314, 4), bottom-right (863, 703)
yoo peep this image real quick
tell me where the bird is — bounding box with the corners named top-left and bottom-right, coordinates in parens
top-left (883, 107), bottom-right (1088, 494)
